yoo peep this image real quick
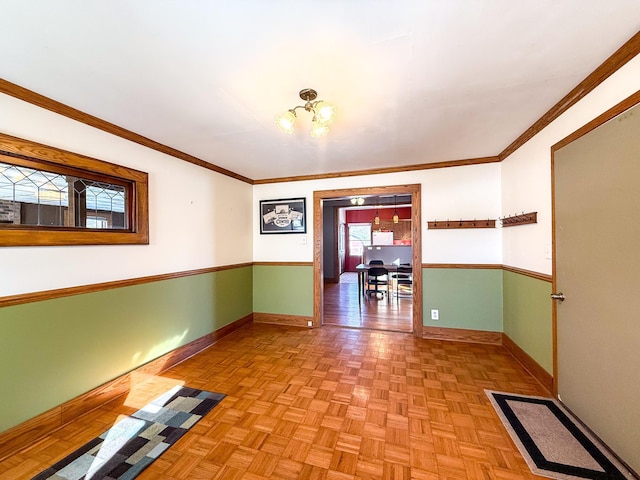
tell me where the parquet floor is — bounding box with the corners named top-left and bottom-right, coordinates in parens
top-left (0, 323), bottom-right (550, 479)
top-left (323, 273), bottom-right (413, 333)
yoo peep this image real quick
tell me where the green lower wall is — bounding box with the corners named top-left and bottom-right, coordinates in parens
top-left (0, 266), bottom-right (252, 434)
top-left (252, 265), bottom-right (313, 316)
top-left (1, 263), bottom-right (553, 435)
top-left (502, 270), bottom-right (553, 374)
top-left (423, 268), bottom-right (503, 332)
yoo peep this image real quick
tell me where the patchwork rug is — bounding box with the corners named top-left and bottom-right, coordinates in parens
top-left (33, 386), bottom-right (225, 480)
top-left (486, 390), bottom-right (636, 480)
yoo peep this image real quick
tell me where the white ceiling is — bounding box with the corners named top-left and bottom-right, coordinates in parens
top-left (1, 2), bottom-right (638, 181)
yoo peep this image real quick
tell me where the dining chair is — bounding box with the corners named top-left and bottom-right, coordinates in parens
top-left (391, 263), bottom-right (413, 300)
top-left (366, 260), bottom-right (389, 299)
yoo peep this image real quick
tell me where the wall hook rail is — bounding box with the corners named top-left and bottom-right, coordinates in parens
top-left (499, 211), bottom-right (537, 227)
top-left (428, 218), bottom-right (496, 229)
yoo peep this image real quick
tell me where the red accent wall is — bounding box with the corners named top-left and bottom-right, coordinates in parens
top-left (346, 206), bottom-right (411, 223)
top-left (344, 207), bottom-right (412, 271)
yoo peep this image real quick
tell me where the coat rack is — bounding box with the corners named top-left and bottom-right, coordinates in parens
top-left (500, 211), bottom-right (537, 227)
top-left (428, 219), bottom-right (496, 229)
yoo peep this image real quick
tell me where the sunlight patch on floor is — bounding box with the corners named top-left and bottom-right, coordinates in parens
top-left (124, 373), bottom-right (185, 410)
top-left (84, 415), bottom-right (146, 479)
top-left (84, 383), bottom-right (187, 479)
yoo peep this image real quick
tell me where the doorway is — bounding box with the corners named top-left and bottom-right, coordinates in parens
top-left (313, 184), bottom-right (423, 336)
top-left (552, 92), bottom-right (640, 473)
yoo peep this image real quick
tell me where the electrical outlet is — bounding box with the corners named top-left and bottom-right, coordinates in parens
top-left (307, 320), bottom-right (313, 327)
top-left (431, 309), bottom-right (439, 320)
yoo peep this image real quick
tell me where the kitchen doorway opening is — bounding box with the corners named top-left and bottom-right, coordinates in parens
top-left (312, 184), bottom-right (422, 336)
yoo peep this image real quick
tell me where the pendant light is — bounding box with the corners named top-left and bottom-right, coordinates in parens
top-left (393, 195), bottom-right (399, 224)
top-left (374, 198), bottom-right (380, 225)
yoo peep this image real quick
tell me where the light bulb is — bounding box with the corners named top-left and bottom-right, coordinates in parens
top-left (393, 211), bottom-right (399, 224)
top-left (310, 119), bottom-right (329, 138)
top-left (276, 110), bottom-right (296, 134)
top-left (314, 101), bottom-right (335, 124)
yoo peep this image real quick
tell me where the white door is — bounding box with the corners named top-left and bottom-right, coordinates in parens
top-left (553, 102), bottom-right (640, 472)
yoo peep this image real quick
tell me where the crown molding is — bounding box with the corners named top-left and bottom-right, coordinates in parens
top-left (499, 31), bottom-right (640, 161)
top-left (0, 78), bottom-right (253, 184)
top-left (253, 157), bottom-right (501, 184)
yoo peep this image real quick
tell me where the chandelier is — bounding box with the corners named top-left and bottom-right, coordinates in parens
top-left (276, 88), bottom-right (336, 138)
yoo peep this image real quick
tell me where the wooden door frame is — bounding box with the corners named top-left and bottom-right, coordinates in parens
top-left (550, 89), bottom-right (640, 396)
top-left (313, 184), bottom-right (423, 336)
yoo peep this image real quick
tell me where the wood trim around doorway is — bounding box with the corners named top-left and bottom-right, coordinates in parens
top-left (313, 184), bottom-right (423, 336)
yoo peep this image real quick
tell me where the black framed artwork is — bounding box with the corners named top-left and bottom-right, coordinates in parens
top-left (259, 197), bottom-right (306, 234)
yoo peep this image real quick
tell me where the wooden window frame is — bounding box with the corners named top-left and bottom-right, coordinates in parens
top-left (0, 132), bottom-right (149, 246)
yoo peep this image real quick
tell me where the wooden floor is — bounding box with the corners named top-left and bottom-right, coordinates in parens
top-left (323, 273), bottom-right (413, 333)
top-left (0, 323), bottom-right (551, 479)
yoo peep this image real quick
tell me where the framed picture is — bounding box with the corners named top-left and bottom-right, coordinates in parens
top-left (259, 197), bottom-right (306, 234)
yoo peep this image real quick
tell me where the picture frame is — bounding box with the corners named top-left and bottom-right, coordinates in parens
top-left (259, 197), bottom-right (306, 234)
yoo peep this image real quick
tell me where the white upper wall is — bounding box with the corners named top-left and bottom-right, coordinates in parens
top-left (3, 50), bottom-right (637, 296)
top-left (501, 53), bottom-right (640, 274)
top-left (0, 93), bottom-right (253, 297)
top-left (253, 162), bottom-right (503, 264)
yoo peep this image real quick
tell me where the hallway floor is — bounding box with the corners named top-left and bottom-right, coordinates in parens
top-left (323, 273), bottom-right (413, 333)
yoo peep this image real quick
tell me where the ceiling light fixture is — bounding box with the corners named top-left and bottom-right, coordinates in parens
top-left (276, 88), bottom-right (336, 138)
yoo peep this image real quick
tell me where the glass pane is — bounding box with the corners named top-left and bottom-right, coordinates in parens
top-left (0, 161), bottom-right (128, 229)
top-left (348, 224), bottom-right (371, 256)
